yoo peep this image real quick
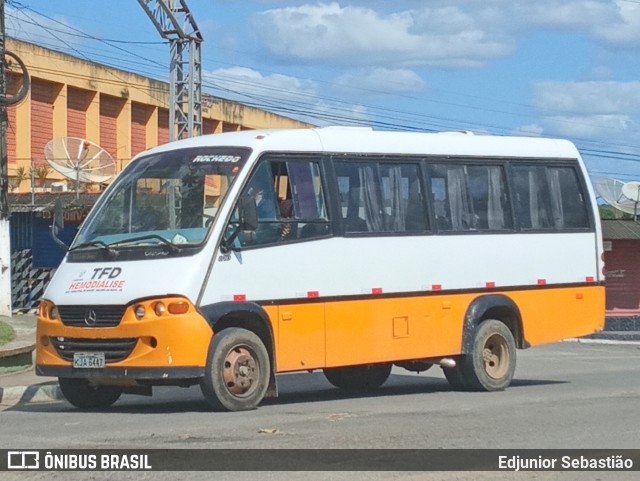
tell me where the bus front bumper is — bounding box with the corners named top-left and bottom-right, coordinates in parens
top-left (36, 297), bottom-right (213, 382)
top-left (36, 364), bottom-right (204, 380)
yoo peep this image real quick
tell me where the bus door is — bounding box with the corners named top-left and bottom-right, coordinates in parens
top-left (220, 155), bottom-right (331, 372)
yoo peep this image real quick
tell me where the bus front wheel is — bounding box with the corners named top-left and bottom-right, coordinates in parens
top-left (58, 378), bottom-right (122, 409)
top-left (323, 363), bottom-right (392, 390)
top-left (201, 328), bottom-right (270, 411)
top-left (444, 319), bottom-right (516, 392)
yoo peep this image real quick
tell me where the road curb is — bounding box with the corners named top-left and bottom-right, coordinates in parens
top-left (567, 337), bottom-right (640, 346)
top-left (0, 382), bottom-right (63, 408)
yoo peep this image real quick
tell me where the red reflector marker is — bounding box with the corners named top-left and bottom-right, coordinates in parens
top-left (485, 282), bottom-right (495, 288)
top-left (372, 287), bottom-right (383, 295)
top-left (585, 276), bottom-right (594, 283)
top-left (233, 294), bottom-right (246, 302)
top-left (432, 284), bottom-right (442, 291)
top-left (537, 279), bottom-right (546, 285)
top-left (307, 291), bottom-right (319, 298)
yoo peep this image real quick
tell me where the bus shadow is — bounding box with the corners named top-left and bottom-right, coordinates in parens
top-left (11, 373), bottom-right (568, 414)
top-left (262, 371), bottom-right (568, 407)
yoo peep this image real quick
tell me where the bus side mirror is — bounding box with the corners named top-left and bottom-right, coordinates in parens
top-left (239, 195), bottom-right (258, 231)
top-left (49, 197), bottom-right (69, 251)
top-left (53, 197), bottom-right (65, 231)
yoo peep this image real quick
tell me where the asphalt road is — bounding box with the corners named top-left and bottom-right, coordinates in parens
top-left (1, 340), bottom-right (639, 481)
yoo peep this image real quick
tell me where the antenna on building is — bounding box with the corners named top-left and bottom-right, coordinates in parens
top-left (595, 178), bottom-right (640, 218)
top-left (44, 137), bottom-right (116, 199)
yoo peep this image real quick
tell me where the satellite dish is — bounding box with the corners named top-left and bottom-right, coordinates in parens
top-left (595, 178), bottom-right (640, 216)
top-left (621, 181), bottom-right (640, 203)
top-left (44, 137), bottom-right (116, 197)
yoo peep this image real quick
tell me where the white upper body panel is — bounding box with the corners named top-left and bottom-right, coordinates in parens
top-left (44, 127), bottom-right (600, 307)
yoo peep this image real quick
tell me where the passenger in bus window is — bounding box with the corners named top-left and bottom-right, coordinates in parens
top-left (250, 188), bottom-right (276, 220)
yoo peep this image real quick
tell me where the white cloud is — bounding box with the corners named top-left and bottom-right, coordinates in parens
top-left (593, 1), bottom-right (640, 46)
top-left (512, 124), bottom-right (544, 137)
top-left (251, 1), bottom-right (640, 69)
top-left (533, 81), bottom-right (640, 116)
top-left (253, 2), bottom-right (513, 68)
top-left (505, 0), bottom-right (618, 31)
top-left (203, 66), bottom-right (370, 126)
top-left (335, 68), bottom-right (426, 96)
top-left (543, 114), bottom-right (636, 140)
top-left (204, 66), bottom-right (318, 103)
top-left (529, 80), bottom-right (640, 143)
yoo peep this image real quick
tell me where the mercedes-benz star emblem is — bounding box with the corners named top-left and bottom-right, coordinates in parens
top-left (84, 309), bottom-right (98, 326)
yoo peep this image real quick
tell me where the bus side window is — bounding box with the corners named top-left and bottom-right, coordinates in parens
top-left (547, 167), bottom-right (590, 229)
top-left (283, 160), bottom-right (330, 239)
top-left (467, 165), bottom-right (512, 231)
top-left (335, 160), bottom-right (427, 234)
top-left (427, 164), bottom-right (478, 232)
top-left (236, 160), bottom-right (279, 246)
top-left (234, 157), bottom-right (329, 247)
top-left (511, 165), bottom-right (554, 230)
top-left (380, 164), bottom-right (428, 233)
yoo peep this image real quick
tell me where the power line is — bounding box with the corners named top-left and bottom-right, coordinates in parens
top-left (7, 0), bottom-right (640, 178)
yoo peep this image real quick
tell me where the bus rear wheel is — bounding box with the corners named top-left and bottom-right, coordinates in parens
top-left (444, 319), bottom-right (516, 392)
top-left (201, 328), bottom-right (270, 411)
top-left (323, 363), bottom-right (392, 390)
top-left (58, 378), bottom-right (122, 409)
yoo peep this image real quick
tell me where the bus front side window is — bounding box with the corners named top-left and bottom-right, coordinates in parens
top-left (232, 157), bottom-right (329, 247)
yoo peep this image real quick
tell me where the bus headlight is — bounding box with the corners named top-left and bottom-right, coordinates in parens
top-left (153, 302), bottom-right (166, 316)
top-left (135, 304), bottom-right (146, 320)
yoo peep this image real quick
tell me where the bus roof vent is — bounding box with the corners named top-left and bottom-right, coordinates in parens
top-left (318, 126), bottom-right (374, 132)
top-left (437, 130), bottom-right (476, 136)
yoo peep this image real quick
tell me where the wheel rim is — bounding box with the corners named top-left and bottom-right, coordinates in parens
top-left (222, 345), bottom-right (260, 397)
top-left (482, 333), bottom-right (510, 379)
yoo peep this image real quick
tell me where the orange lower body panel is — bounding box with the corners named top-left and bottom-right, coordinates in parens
top-left (271, 286), bottom-right (605, 373)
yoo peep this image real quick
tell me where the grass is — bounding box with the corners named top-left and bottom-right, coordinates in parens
top-left (0, 320), bottom-right (15, 346)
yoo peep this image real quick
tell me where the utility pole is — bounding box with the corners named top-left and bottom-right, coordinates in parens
top-left (0, 0), bottom-right (11, 316)
top-left (137, 0), bottom-right (203, 141)
top-left (0, 0), bottom-right (29, 316)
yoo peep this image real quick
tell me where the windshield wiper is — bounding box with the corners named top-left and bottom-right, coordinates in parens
top-left (69, 240), bottom-right (118, 258)
top-left (109, 234), bottom-right (182, 253)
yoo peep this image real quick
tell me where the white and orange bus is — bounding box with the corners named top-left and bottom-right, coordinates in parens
top-left (36, 127), bottom-right (605, 411)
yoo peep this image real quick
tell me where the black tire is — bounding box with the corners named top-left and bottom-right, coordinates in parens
top-left (200, 328), bottom-right (270, 411)
top-left (444, 319), bottom-right (516, 392)
top-left (323, 363), bottom-right (392, 390)
top-left (58, 378), bottom-right (122, 409)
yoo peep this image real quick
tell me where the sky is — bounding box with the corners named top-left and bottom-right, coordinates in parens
top-left (5, 0), bottom-right (640, 190)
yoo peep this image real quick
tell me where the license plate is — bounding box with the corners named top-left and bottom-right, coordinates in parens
top-left (73, 352), bottom-right (105, 369)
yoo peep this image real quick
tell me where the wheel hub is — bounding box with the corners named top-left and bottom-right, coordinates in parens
top-left (482, 334), bottom-right (509, 379)
top-left (223, 346), bottom-right (258, 396)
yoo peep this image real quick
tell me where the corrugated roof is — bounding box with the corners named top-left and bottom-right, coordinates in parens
top-left (601, 220), bottom-right (640, 240)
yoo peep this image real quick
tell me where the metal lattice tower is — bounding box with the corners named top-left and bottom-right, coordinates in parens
top-left (137, 0), bottom-right (203, 141)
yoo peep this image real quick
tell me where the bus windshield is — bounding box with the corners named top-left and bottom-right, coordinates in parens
top-left (70, 147), bottom-right (250, 257)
